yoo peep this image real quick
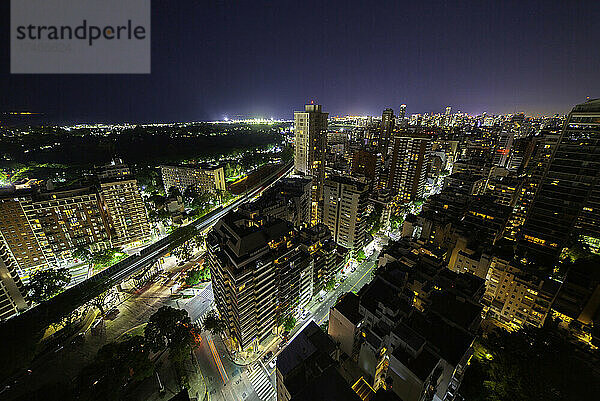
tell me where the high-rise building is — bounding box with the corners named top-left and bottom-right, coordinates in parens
top-left (294, 104), bottom-right (328, 224)
top-left (322, 176), bottom-right (369, 252)
top-left (350, 149), bottom-right (379, 183)
top-left (240, 177), bottom-right (312, 227)
top-left (506, 131), bottom-right (560, 240)
top-left (206, 211), bottom-right (336, 350)
top-left (20, 187), bottom-right (110, 265)
top-left (520, 99), bottom-right (600, 260)
top-left (399, 104), bottom-right (407, 120)
top-left (492, 131), bottom-right (514, 167)
top-left (379, 108), bottom-right (395, 155)
top-left (444, 106), bottom-right (452, 126)
top-left (0, 241), bottom-right (28, 320)
top-left (98, 162), bottom-right (151, 248)
top-left (482, 255), bottom-right (559, 329)
top-left (388, 134), bottom-right (432, 202)
top-left (160, 164), bottom-right (226, 195)
top-left (0, 195), bottom-right (51, 277)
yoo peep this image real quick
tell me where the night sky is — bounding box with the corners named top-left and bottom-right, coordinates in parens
top-left (1, 0), bottom-right (599, 124)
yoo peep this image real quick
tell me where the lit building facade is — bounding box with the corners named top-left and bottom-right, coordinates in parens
top-left (520, 99), bottom-right (600, 259)
top-left (322, 175), bottom-right (369, 252)
top-left (0, 241), bottom-right (29, 320)
top-left (99, 163), bottom-right (151, 248)
top-left (0, 196), bottom-right (51, 277)
top-left (294, 104), bottom-right (328, 224)
top-left (160, 164), bottom-right (226, 195)
top-left (388, 134), bottom-right (432, 202)
top-left (21, 187), bottom-right (110, 265)
top-left (207, 211), bottom-right (336, 350)
top-left (482, 256), bottom-right (559, 329)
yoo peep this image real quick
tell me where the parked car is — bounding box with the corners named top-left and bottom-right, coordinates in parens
top-left (269, 358), bottom-right (277, 370)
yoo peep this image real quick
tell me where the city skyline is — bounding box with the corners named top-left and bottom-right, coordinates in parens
top-left (1, 0), bottom-right (599, 123)
top-left (1, 1), bottom-right (600, 400)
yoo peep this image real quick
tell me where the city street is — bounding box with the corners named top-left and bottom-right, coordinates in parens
top-left (2, 254), bottom-right (198, 401)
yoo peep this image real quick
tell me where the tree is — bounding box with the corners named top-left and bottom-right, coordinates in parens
top-left (390, 213), bottom-right (403, 231)
top-left (88, 289), bottom-right (113, 317)
top-left (168, 186), bottom-right (182, 199)
top-left (148, 193), bottom-right (166, 209)
top-left (144, 306), bottom-right (196, 362)
top-left (183, 185), bottom-right (199, 205)
top-left (356, 250), bottom-right (366, 261)
top-left (185, 267), bottom-right (210, 286)
top-left (325, 278), bottom-right (336, 291)
top-left (202, 310), bottom-right (226, 336)
top-left (366, 204), bottom-right (383, 235)
top-left (26, 267), bottom-right (71, 303)
top-left (50, 307), bottom-right (84, 332)
top-left (460, 327), bottom-right (600, 401)
top-left (283, 316), bottom-right (296, 332)
top-left (174, 241), bottom-right (193, 261)
top-left (72, 245), bottom-right (92, 267)
top-left (320, 320), bottom-right (328, 333)
top-left (76, 335), bottom-right (154, 400)
top-left (89, 248), bottom-right (125, 270)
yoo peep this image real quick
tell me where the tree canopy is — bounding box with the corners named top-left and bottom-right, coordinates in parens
top-left (324, 277), bottom-right (336, 291)
top-left (283, 316), bottom-right (296, 332)
top-left (26, 267), bottom-right (71, 303)
top-left (144, 306), bottom-right (196, 363)
top-left (461, 327), bottom-right (600, 401)
top-left (202, 310), bottom-right (226, 336)
top-left (76, 335), bottom-right (153, 400)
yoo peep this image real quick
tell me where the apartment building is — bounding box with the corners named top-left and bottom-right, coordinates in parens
top-left (482, 255), bottom-right (559, 329)
top-left (99, 163), bottom-right (151, 248)
top-left (20, 187), bottom-right (110, 265)
top-left (294, 104), bottom-right (328, 224)
top-left (322, 175), bottom-right (369, 252)
top-left (206, 211), bottom-right (336, 350)
top-left (388, 134), bottom-right (432, 202)
top-left (0, 194), bottom-right (51, 277)
top-left (0, 241), bottom-right (28, 320)
top-left (160, 164), bottom-right (226, 195)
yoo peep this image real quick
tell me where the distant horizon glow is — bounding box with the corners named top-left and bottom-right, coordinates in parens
top-left (0, 1), bottom-right (598, 124)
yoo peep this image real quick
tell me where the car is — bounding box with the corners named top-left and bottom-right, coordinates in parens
top-left (268, 358), bottom-right (277, 369)
top-left (263, 351), bottom-right (273, 361)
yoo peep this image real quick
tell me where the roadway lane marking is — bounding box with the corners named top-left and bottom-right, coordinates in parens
top-left (207, 335), bottom-right (229, 384)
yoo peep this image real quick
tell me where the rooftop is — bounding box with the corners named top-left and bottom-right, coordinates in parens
top-left (334, 293), bottom-right (362, 325)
